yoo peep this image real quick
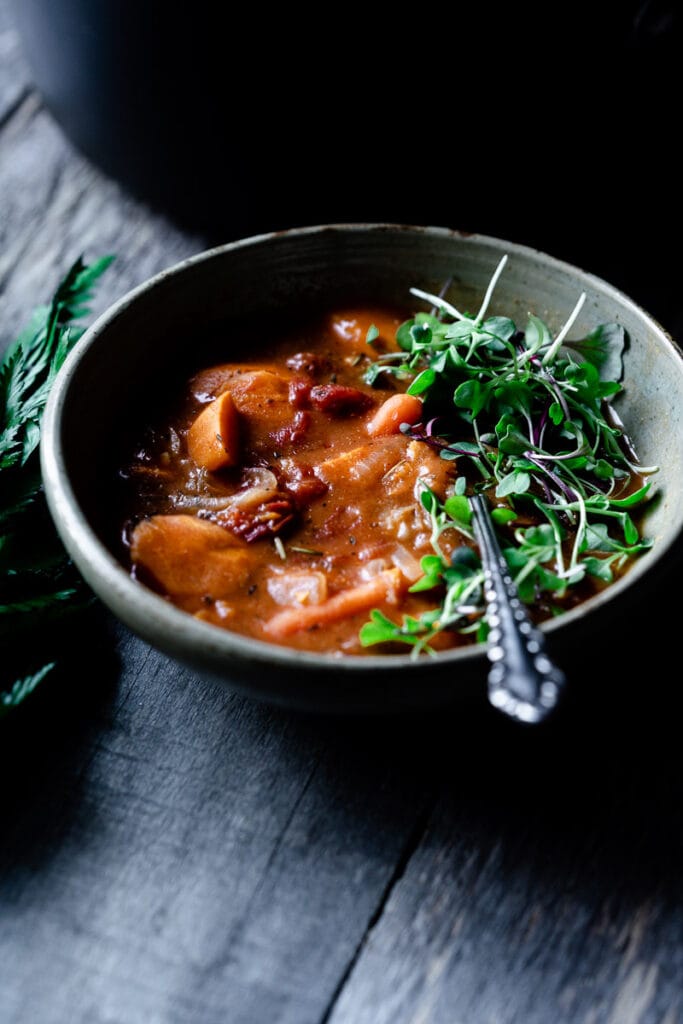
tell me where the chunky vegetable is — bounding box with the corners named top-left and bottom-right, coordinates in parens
top-left (366, 393), bottom-right (423, 437)
top-left (187, 390), bottom-right (241, 470)
top-left (264, 568), bottom-right (404, 639)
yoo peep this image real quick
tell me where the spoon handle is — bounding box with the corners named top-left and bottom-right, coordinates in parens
top-left (468, 493), bottom-right (566, 724)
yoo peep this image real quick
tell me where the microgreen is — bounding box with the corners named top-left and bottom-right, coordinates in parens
top-left (360, 256), bottom-right (657, 655)
top-left (0, 255), bottom-right (114, 716)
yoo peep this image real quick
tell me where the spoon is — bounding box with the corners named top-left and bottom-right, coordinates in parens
top-left (468, 492), bottom-right (566, 724)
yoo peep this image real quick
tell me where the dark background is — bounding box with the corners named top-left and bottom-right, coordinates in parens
top-left (10, 1), bottom-right (681, 333)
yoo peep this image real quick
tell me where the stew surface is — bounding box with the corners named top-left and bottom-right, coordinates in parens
top-left (118, 303), bottom-right (642, 656)
top-left (120, 308), bottom-right (469, 654)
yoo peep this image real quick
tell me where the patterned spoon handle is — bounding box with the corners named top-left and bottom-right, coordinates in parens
top-left (468, 493), bottom-right (566, 724)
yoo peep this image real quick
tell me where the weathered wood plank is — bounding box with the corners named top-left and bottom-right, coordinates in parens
top-left (0, 0), bottom-right (205, 342)
top-left (0, 0), bottom-right (30, 123)
top-left (3, 599), bottom-right (682, 1024)
top-left (0, 618), bottom-right (435, 1024)
top-left (327, 696), bottom-right (683, 1024)
top-left (0, 96), bottom-right (205, 349)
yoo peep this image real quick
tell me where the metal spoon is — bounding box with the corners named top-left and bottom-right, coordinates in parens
top-left (468, 492), bottom-right (566, 724)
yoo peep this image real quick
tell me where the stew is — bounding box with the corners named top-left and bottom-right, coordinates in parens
top-left (118, 286), bottom-right (653, 657)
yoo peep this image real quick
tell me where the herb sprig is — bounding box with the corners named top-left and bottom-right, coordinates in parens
top-left (360, 257), bottom-right (657, 656)
top-left (0, 255), bottom-right (113, 717)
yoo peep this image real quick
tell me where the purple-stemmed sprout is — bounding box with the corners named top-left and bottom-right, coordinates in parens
top-left (405, 418), bottom-right (487, 462)
top-left (524, 453), bottom-right (579, 503)
top-left (359, 254), bottom-right (657, 658)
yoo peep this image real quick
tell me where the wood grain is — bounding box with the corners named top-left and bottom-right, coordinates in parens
top-left (0, 97), bottom-right (204, 347)
top-left (328, 706), bottom-right (683, 1024)
top-left (1, 621), bottom-right (433, 1024)
top-left (0, 2), bottom-right (29, 124)
top-left (1, 3), bottom-right (682, 1022)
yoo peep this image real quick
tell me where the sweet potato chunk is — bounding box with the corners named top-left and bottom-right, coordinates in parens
top-left (227, 369), bottom-right (294, 438)
top-left (130, 514), bottom-right (250, 601)
top-left (190, 367), bottom-right (294, 440)
top-left (264, 568), bottom-right (404, 638)
top-left (190, 363), bottom-right (282, 401)
top-left (366, 393), bottom-right (423, 437)
top-left (228, 369), bottom-right (289, 412)
top-left (187, 391), bottom-right (240, 471)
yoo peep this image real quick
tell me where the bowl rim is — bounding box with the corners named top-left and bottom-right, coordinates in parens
top-left (40, 221), bottom-right (683, 678)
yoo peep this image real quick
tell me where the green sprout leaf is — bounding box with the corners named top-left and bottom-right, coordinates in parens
top-left (496, 470), bottom-right (531, 498)
top-left (566, 322), bottom-right (626, 381)
top-left (358, 255), bottom-right (657, 655)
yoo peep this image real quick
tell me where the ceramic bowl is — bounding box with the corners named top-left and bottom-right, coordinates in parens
top-left (40, 225), bottom-right (683, 713)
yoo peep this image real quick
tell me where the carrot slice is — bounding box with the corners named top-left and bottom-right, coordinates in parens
top-left (366, 393), bottom-right (423, 437)
top-left (264, 569), bottom-right (404, 638)
top-left (187, 391), bottom-right (240, 471)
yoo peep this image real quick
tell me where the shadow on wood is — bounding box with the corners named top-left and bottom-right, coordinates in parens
top-left (0, 605), bottom-right (121, 866)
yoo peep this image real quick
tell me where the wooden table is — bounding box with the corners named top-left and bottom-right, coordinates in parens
top-left (1, 5), bottom-right (681, 1022)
